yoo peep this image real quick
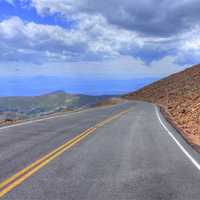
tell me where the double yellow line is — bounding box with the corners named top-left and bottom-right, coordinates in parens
top-left (0, 108), bottom-right (131, 198)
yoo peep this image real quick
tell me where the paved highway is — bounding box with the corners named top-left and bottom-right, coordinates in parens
top-left (0, 101), bottom-right (200, 200)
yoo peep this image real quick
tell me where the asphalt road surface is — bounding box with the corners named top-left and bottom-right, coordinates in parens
top-left (0, 101), bottom-right (200, 200)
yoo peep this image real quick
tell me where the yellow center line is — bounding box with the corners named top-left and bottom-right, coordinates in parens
top-left (0, 128), bottom-right (91, 190)
top-left (0, 108), bottom-right (131, 198)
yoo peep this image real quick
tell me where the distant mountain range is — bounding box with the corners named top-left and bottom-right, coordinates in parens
top-left (0, 91), bottom-right (115, 121)
top-left (0, 76), bottom-right (157, 96)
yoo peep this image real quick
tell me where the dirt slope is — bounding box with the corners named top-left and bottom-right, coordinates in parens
top-left (125, 64), bottom-right (200, 149)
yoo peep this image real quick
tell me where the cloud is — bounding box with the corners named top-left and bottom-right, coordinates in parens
top-left (0, 54), bottom-right (187, 79)
top-left (0, 15), bottom-right (186, 65)
top-left (0, 0), bottom-right (199, 83)
top-left (31, 0), bottom-right (200, 38)
top-left (24, 0), bottom-right (200, 64)
top-left (0, 16), bottom-right (88, 62)
top-left (0, 16), bottom-right (142, 63)
top-left (3, 0), bottom-right (14, 6)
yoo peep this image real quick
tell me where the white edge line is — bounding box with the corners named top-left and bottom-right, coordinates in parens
top-left (0, 108), bottom-right (91, 131)
top-left (0, 103), bottom-right (127, 131)
top-left (0, 113), bottom-right (74, 130)
top-left (154, 105), bottom-right (200, 171)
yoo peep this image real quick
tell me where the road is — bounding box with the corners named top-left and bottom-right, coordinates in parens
top-left (0, 101), bottom-right (200, 200)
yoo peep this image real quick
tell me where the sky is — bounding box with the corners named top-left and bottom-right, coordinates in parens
top-left (0, 0), bottom-right (199, 96)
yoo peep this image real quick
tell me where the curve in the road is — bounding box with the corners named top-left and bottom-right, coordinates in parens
top-left (155, 105), bottom-right (200, 171)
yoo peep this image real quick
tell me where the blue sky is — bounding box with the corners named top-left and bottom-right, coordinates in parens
top-left (0, 0), bottom-right (199, 96)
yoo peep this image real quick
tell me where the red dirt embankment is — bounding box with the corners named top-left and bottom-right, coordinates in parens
top-left (96, 98), bottom-right (126, 107)
top-left (125, 64), bottom-right (200, 150)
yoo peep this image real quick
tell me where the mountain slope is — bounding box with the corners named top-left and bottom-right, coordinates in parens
top-left (125, 64), bottom-right (200, 148)
top-left (0, 91), bottom-right (115, 121)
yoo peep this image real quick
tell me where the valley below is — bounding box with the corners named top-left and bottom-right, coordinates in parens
top-left (0, 91), bottom-right (119, 126)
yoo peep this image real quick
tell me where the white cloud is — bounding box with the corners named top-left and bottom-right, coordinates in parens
top-left (4, 0), bottom-right (14, 6)
top-left (30, 0), bottom-right (200, 38)
top-left (31, 0), bottom-right (80, 16)
top-left (0, 55), bottom-right (187, 79)
top-left (0, 16), bottom-right (141, 62)
top-left (181, 26), bottom-right (200, 51)
top-left (29, 0), bottom-right (200, 53)
top-left (0, 0), bottom-right (198, 82)
top-left (0, 14), bottom-right (189, 80)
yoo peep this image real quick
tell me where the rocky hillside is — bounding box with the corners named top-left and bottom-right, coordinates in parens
top-left (125, 64), bottom-right (200, 148)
